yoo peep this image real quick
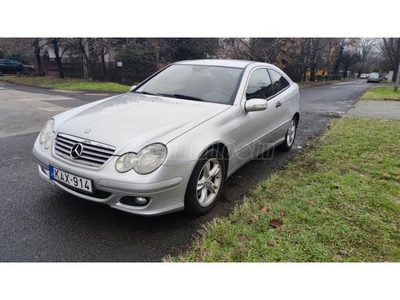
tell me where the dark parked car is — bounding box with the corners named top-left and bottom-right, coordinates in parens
top-left (0, 59), bottom-right (34, 75)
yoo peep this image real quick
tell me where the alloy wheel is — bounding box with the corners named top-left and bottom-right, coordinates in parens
top-left (196, 158), bottom-right (222, 207)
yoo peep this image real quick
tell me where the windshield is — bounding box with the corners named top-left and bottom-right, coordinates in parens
top-left (135, 64), bottom-right (243, 105)
top-left (370, 73), bottom-right (379, 78)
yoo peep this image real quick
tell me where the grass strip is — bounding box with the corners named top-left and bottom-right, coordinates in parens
top-left (0, 75), bottom-right (130, 93)
top-left (168, 117), bottom-right (400, 262)
top-left (360, 86), bottom-right (400, 101)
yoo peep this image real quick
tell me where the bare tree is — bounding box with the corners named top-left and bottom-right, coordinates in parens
top-left (357, 38), bottom-right (376, 76)
top-left (381, 38), bottom-right (400, 82)
top-left (66, 38), bottom-right (113, 80)
top-left (341, 51), bottom-right (361, 78)
top-left (51, 38), bottom-right (67, 78)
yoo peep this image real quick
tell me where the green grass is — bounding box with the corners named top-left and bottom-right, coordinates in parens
top-left (298, 78), bottom-right (355, 89)
top-left (168, 118), bottom-right (400, 262)
top-left (361, 86), bottom-right (400, 101)
top-left (0, 75), bottom-right (130, 93)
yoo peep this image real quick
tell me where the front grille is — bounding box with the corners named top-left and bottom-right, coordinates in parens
top-left (54, 133), bottom-right (115, 168)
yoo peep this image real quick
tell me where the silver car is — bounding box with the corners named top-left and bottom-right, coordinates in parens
top-left (367, 72), bottom-right (381, 83)
top-left (33, 59), bottom-right (300, 216)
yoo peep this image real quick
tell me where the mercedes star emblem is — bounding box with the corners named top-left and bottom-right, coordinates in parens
top-left (70, 143), bottom-right (84, 159)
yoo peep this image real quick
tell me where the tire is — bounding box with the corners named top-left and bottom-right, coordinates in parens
top-left (184, 148), bottom-right (226, 216)
top-left (278, 116), bottom-right (298, 152)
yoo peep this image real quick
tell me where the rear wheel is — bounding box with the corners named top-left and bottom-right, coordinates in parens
top-left (184, 148), bottom-right (225, 215)
top-left (278, 116), bottom-right (298, 152)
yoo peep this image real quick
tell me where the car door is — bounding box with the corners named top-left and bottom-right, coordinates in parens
top-left (1, 60), bottom-right (13, 73)
top-left (265, 68), bottom-right (292, 143)
top-left (235, 68), bottom-right (279, 162)
top-left (10, 60), bottom-right (24, 73)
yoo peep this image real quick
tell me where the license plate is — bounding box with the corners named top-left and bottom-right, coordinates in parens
top-left (49, 166), bottom-right (93, 193)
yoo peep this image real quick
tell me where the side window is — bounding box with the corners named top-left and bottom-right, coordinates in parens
top-left (246, 69), bottom-right (273, 100)
top-left (269, 69), bottom-right (290, 94)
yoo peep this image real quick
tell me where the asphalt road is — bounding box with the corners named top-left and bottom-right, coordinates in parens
top-left (0, 79), bottom-right (372, 261)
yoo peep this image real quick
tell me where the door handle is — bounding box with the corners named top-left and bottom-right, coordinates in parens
top-left (276, 101), bottom-right (282, 108)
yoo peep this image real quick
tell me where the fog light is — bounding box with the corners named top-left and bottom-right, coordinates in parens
top-left (120, 196), bottom-right (150, 207)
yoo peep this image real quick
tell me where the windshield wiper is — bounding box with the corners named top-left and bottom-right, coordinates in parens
top-left (135, 91), bottom-right (205, 102)
top-left (134, 91), bottom-right (159, 96)
top-left (172, 94), bottom-right (205, 102)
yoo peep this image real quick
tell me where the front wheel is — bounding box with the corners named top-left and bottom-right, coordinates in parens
top-left (278, 117), bottom-right (298, 152)
top-left (184, 148), bottom-right (226, 216)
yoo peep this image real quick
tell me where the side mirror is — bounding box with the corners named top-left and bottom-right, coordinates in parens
top-left (245, 98), bottom-right (268, 112)
top-left (130, 85), bottom-right (138, 92)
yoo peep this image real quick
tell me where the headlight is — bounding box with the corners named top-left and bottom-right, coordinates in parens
top-left (115, 144), bottom-right (167, 174)
top-left (39, 119), bottom-right (55, 150)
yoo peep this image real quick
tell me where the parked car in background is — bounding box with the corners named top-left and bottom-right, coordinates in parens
top-left (0, 59), bottom-right (34, 75)
top-left (360, 73), bottom-right (368, 79)
top-left (33, 59), bottom-right (300, 216)
top-left (367, 72), bottom-right (381, 83)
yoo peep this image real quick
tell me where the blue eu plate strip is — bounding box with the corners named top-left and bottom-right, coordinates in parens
top-left (49, 165), bottom-right (54, 179)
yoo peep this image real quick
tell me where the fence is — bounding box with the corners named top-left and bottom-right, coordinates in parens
top-left (42, 60), bottom-right (168, 85)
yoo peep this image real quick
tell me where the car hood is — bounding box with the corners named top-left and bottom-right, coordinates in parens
top-left (56, 93), bottom-right (230, 153)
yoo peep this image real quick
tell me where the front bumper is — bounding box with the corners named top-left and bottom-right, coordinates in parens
top-left (33, 140), bottom-right (196, 216)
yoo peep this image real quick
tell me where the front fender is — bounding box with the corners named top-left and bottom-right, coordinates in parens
top-left (163, 107), bottom-right (241, 172)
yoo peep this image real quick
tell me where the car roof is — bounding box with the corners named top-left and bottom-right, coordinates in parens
top-left (174, 59), bottom-right (273, 69)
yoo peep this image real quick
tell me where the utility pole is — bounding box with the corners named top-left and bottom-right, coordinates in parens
top-left (394, 61), bottom-right (400, 92)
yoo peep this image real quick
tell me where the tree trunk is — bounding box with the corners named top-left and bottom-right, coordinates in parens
top-left (334, 45), bottom-right (344, 74)
top-left (101, 49), bottom-right (106, 73)
top-left (33, 39), bottom-right (44, 76)
top-left (301, 69), bottom-right (307, 82)
top-left (52, 39), bottom-right (64, 78)
top-left (394, 61), bottom-right (400, 92)
top-left (343, 66), bottom-right (348, 79)
top-left (79, 38), bottom-right (92, 80)
top-left (310, 65), bottom-right (316, 82)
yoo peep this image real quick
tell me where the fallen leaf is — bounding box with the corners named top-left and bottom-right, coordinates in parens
top-left (267, 239), bottom-right (277, 247)
top-left (238, 236), bottom-right (248, 243)
top-left (270, 219), bottom-right (282, 228)
top-left (280, 210), bottom-right (287, 216)
top-left (338, 250), bottom-right (348, 256)
top-left (261, 206), bottom-right (269, 213)
top-left (333, 254), bottom-right (343, 261)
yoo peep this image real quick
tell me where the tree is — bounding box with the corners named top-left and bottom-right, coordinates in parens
top-left (357, 38), bottom-right (376, 76)
top-left (115, 40), bottom-right (158, 80)
top-left (380, 38), bottom-right (400, 82)
top-left (341, 51), bottom-right (361, 78)
top-left (66, 38), bottom-right (114, 80)
top-left (158, 38), bottom-right (220, 62)
top-left (51, 38), bottom-right (65, 78)
top-left (0, 38), bottom-right (36, 64)
top-left (32, 38), bottom-right (47, 76)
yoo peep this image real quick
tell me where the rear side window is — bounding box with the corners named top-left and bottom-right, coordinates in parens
top-left (246, 69), bottom-right (273, 100)
top-left (269, 69), bottom-right (290, 94)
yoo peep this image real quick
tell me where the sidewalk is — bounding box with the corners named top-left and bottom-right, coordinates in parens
top-left (346, 100), bottom-right (400, 120)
